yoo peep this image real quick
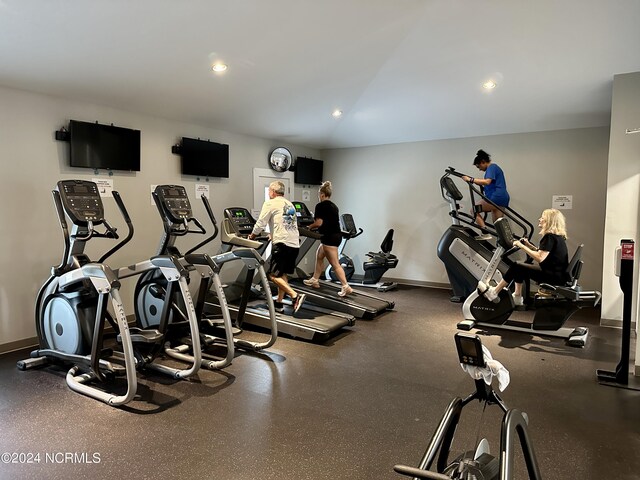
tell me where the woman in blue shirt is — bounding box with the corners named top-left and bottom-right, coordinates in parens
top-left (462, 149), bottom-right (510, 229)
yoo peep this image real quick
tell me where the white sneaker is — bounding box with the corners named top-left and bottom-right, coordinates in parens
top-left (477, 281), bottom-right (499, 302)
top-left (338, 285), bottom-right (353, 297)
top-left (512, 294), bottom-right (524, 306)
top-left (303, 277), bottom-right (320, 288)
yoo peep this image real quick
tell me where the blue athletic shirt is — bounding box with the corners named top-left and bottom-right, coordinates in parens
top-left (483, 163), bottom-right (510, 207)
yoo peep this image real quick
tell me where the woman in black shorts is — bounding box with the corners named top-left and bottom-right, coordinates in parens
top-left (304, 181), bottom-right (353, 297)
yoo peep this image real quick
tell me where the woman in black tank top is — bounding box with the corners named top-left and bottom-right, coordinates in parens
top-left (303, 181), bottom-right (353, 297)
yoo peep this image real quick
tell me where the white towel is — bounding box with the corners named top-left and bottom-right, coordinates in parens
top-left (461, 345), bottom-right (510, 392)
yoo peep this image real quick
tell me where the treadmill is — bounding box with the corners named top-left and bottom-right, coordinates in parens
top-left (205, 207), bottom-right (356, 342)
top-left (289, 201), bottom-right (395, 320)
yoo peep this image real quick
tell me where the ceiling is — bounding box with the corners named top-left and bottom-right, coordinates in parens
top-left (1, 0), bottom-right (639, 149)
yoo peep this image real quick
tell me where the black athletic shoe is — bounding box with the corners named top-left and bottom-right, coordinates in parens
top-left (274, 301), bottom-right (285, 314)
top-left (292, 293), bottom-right (306, 313)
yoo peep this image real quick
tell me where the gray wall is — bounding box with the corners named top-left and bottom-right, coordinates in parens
top-left (0, 85), bottom-right (320, 349)
top-left (0, 83), bottom-right (615, 350)
top-left (322, 127), bottom-right (609, 291)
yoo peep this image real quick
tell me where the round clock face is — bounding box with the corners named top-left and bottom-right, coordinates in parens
top-left (269, 147), bottom-right (292, 172)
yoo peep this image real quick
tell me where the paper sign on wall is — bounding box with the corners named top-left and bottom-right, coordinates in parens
top-left (302, 190), bottom-right (311, 202)
top-left (195, 184), bottom-right (210, 199)
top-left (552, 195), bottom-right (573, 210)
top-left (150, 184), bottom-right (157, 206)
top-left (93, 178), bottom-right (113, 197)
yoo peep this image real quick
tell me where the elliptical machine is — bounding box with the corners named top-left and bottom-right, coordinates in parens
top-left (17, 180), bottom-right (202, 405)
top-left (136, 185), bottom-right (277, 361)
top-left (394, 333), bottom-right (543, 480)
top-left (325, 213), bottom-right (399, 292)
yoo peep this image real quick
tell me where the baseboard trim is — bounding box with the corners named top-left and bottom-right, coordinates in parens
top-left (387, 278), bottom-right (450, 289)
top-left (0, 337), bottom-right (38, 355)
top-left (600, 318), bottom-right (637, 329)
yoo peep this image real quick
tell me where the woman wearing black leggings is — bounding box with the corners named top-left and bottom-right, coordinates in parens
top-left (480, 208), bottom-right (569, 306)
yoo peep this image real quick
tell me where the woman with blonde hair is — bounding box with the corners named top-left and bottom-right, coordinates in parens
top-left (480, 208), bottom-right (569, 306)
top-left (304, 181), bottom-right (353, 297)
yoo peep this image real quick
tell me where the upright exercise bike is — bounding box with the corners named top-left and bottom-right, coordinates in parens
top-left (325, 213), bottom-right (399, 292)
top-left (394, 333), bottom-right (543, 480)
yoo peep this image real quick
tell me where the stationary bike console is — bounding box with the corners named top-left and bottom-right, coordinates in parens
top-left (154, 185), bottom-right (192, 222)
top-left (57, 180), bottom-right (104, 225)
top-left (454, 333), bottom-right (485, 368)
top-left (494, 217), bottom-right (515, 251)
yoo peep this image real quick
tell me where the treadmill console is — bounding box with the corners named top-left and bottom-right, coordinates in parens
top-left (454, 333), bottom-right (486, 368)
top-left (224, 207), bottom-right (256, 236)
top-left (292, 201), bottom-right (314, 227)
top-left (57, 180), bottom-right (104, 225)
top-left (155, 185), bottom-right (192, 223)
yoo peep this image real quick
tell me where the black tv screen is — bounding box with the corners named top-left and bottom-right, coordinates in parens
top-left (69, 120), bottom-right (141, 171)
top-left (294, 157), bottom-right (323, 185)
top-left (180, 137), bottom-right (229, 178)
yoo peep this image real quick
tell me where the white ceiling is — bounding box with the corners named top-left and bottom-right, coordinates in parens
top-left (1, 0), bottom-right (639, 149)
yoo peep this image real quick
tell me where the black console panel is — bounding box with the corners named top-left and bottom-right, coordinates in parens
top-left (155, 185), bottom-right (192, 222)
top-left (57, 180), bottom-right (104, 224)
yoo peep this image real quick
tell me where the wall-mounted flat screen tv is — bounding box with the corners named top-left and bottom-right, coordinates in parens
top-left (179, 137), bottom-right (229, 178)
top-left (69, 120), bottom-right (141, 171)
top-left (294, 157), bottom-right (323, 185)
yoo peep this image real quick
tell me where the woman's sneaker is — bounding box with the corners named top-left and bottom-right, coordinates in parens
top-left (338, 285), bottom-right (353, 297)
top-left (293, 293), bottom-right (306, 313)
top-left (303, 277), bottom-right (320, 288)
top-left (478, 282), bottom-right (499, 303)
top-left (512, 294), bottom-right (524, 307)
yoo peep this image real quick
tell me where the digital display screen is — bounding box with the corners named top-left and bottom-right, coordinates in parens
top-left (234, 211), bottom-right (245, 217)
top-left (459, 338), bottom-right (479, 357)
top-left (180, 137), bottom-right (230, 178)
top-left (294, 157), bottom-right (323, 185)
top-left (69, 120), bottom-right (141, 171)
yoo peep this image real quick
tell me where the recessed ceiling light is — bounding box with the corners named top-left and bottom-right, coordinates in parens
top-left (212, 63), bottom-right (228, 73)
top-left (332, 109), bottom-right (343, 118)
top-left (482, 80), bottom-right (496, 90)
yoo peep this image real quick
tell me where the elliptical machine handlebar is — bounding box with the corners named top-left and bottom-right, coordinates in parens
top-left (51, 190), bottom-right (71, 277)
top-left (185, 194), bottom-right (220, 255)
top-left (343, 227), bottom-right (363, 239)
top-left (98, 191), bottom-right (134, 264)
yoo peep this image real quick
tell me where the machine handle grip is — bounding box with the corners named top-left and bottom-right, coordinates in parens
top-left (112, 191), bottom-right (132, 224)
top-left (98, 190), bottom-right (134, 264)
top-left (51, 189), bottom-right (71, 274)
top-left (445, 166), bottom-right (465, 178)
top-left (201, 194), bottom-right (218, 226)
top-left (190, 217), bottom-right (207, 235)
top-left (393, 464), bottom-right (451, 480)
top-left (184, 196), bottom-right (220, 255)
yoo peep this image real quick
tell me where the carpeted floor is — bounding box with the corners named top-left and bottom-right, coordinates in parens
top-left (0, 285), bottom-right (638, 480)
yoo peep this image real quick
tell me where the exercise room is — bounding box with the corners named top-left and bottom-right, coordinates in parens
top-left (0, 1), bottom-right (639, 479)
